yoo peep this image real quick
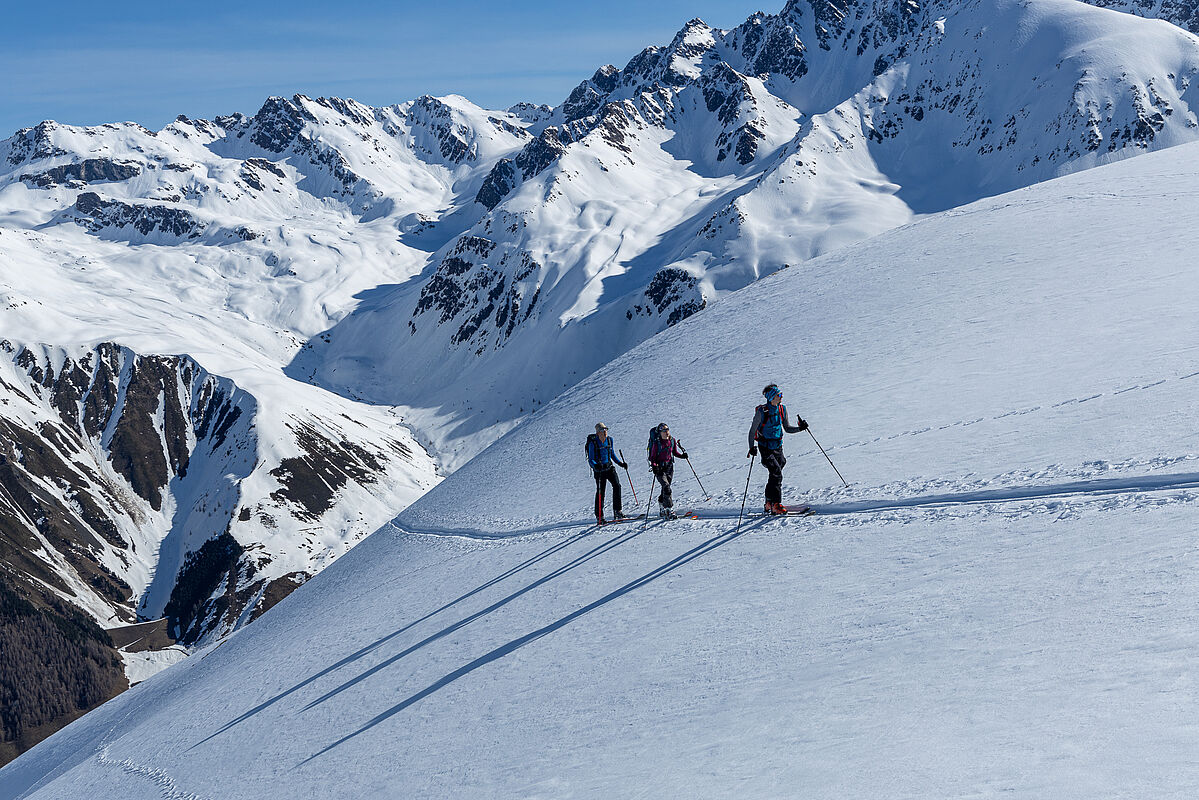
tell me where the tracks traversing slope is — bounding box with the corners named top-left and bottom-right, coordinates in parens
top-left (398, 472), bottom-right (1199, 540)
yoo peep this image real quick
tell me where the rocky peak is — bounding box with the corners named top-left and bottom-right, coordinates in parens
top-left (665, 18), bottom-right (718, 81)
top-left (5, 121), bottom-right (68, 166)
top-left (407, 95), bottom-right (482, 164)
top-left (507, 102), bottom-right (554, 125)
top-left (247, 94), bottom-right (318, 153)
top-left (562, 65), bottom-right (625, 123)
top-left (311, 95), bottom-right (376, 127)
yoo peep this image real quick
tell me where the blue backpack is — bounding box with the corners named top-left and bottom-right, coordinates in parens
top-left (756, 403), bottom-right (785, 443)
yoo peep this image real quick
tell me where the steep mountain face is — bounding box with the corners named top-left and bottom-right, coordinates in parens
top-left (0, 341), bottom-right (250, 763)
top-left (304, 0), bottom-right (1199, 468)
top-left (0, 342), bottom-right (254, 634)
top-left (0, 337), bottom-right (438, 642)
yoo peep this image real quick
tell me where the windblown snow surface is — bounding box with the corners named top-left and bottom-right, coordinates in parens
top-left (4, 126), bottom-right (1199, 800)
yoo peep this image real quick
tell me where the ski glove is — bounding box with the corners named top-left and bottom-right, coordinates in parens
top-left (747, 446), bottom-right (758, 458)
top-left (796, 417), bottom-right (809, 432)
top-left (618, 461), bottom-right (628, 469)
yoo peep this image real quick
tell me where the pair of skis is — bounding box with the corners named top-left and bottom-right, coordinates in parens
top-left (755, 505), bottom-right (814, 518)
top-left (595, 509), bottom-right (699, 526)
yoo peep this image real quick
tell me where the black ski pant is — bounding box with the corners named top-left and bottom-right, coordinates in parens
top-left (759, 445), bottom-right (786, 504)
top-left (652, 462), bottom-right (675, 509)
top-left (594, 466), bottom-right (622, 519)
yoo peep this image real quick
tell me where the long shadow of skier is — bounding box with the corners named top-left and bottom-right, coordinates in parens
top-left (295, 525), bottom-right (647, 713)
top-left (299, 518), bottom-right (770, 764)
top-left (193, 527), bottom-right (596, 748)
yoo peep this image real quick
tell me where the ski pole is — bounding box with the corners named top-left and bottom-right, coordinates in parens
top-left (642, 467), bottom-right (657, 532)
top-left (736, 454), bottom-right (755, 533)
top-left (808, 429), bottom-right (848, 487)
top-left (619, 449), bottom-right (638, 504)
top-left (678, 443), bottom-right (709, 500)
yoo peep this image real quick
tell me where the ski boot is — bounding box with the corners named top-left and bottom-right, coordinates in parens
top-left (660, 505), bottom-right (678, 520)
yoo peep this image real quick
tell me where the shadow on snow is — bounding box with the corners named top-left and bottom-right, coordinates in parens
top-left (297, 517), bottom-right (770, 764)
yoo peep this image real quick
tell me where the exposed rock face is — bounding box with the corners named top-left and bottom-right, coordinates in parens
top-left (248, 95), bottom-right (318, 153)
top-left (74, 192), bottom-right (205, 239)
top-left (475, 159), bottom-right (518, 210)
top-left (0, 343), bottom-right (254, 631)
top-left (20, 159), bottom-right (142, 188)
top-left (475, 127), bottom-right (572, 209)
top-left (4, 122), bottom-right (68, 165)
top-left (0, 339), bottom-right (419, 653)
top-left (239, 157), bottom-right (286, 191)
top-left (412, 95), bottom-right (481, 163)
top-left (270, 421), bottom-right (402, 521)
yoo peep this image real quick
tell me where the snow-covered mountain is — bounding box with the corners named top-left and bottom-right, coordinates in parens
top-left (304, 0), bottom-right (1199, 467)
top-left (0, 92), bottom-right (528, 651)
top-left (3, 0), bottom-right (1199, 766)
top-left (5, 131), bottom-right (1197, 799)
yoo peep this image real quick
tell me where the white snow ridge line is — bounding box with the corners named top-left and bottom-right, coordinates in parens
top-left (396, 472), bottom-right (1199, 539)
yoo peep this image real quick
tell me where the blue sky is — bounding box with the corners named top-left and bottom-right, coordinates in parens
top-left (1, 0), bottom-right (772, 135)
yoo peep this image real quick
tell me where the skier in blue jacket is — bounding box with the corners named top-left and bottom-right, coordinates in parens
top-left (587, 422), bottom-right (628, 524)
top-left (748, 384), bottom-right (808, 514)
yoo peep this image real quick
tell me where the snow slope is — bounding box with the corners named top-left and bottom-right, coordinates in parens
top-left (4, 134), bottom-right (1198, 799)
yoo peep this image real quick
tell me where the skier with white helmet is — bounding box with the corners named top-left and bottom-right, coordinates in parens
top-left (747, 384), bottom-right (808, 514)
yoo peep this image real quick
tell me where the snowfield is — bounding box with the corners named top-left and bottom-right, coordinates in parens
top-left (3, 133), bottom-right (1198, 798)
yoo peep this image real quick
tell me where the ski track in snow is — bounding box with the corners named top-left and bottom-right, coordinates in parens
top-left (93, 749), bottom-right (208, 800)
top-left (831, 370), bottom-right (1192, 451)
top-left (393, 469), bottom-right (1199, 541)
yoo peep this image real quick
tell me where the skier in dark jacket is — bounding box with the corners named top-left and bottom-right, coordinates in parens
top-left (647, 422), bottom-right (688, 519)
top-left (748, 384), bottom-right (808, 514)
top-left (587, 422), bottom-right (628, 524)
